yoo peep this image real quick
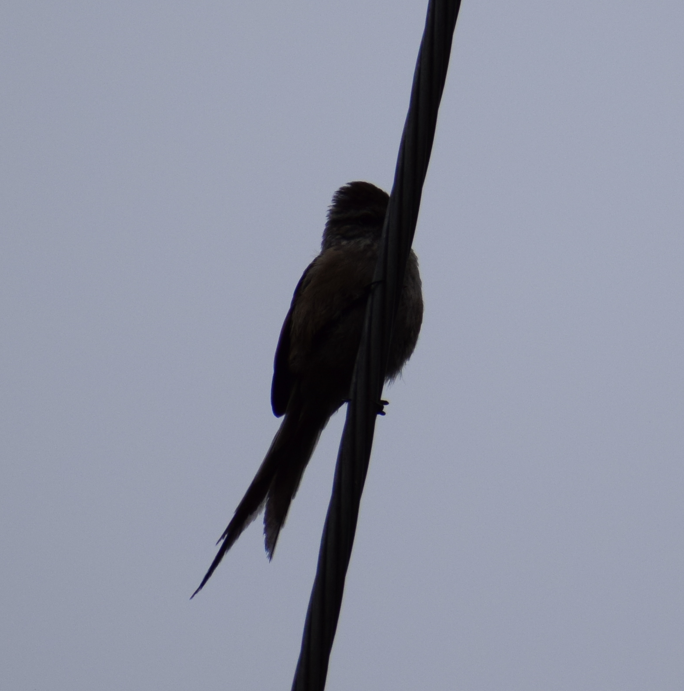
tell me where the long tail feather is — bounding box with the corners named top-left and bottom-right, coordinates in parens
top-left (191, 405), bottom-right (327, 597)
top-left (264, 413), bottom-right (326, 558)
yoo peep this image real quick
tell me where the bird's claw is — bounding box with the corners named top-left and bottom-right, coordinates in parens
top-left (376, 399), bottom-right (389, 416)
top-left (341, 397), bottom-right (389, 415)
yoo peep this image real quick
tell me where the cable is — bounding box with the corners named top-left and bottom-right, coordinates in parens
top-left (291, 1), bottom-right (463, 689)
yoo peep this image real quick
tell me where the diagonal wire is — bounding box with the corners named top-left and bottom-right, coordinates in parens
top-left (291, 1), bottom-right (463, 689)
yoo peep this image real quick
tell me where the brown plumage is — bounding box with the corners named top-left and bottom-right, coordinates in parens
top-left (192, 181), bottom-right (422, 597)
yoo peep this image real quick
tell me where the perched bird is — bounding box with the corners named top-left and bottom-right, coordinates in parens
top-left (192, 181), bottom-right (422, 597)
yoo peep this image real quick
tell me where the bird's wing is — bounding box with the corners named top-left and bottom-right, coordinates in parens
top-left (271, 246), bottom-right (376, 415)
top-left (271, 245), bottom-right (376, 416)
top-left (271, 260), bottom-right (316, 417)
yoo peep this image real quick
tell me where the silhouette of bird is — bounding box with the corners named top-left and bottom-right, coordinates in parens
top-left (192, 181), bottom-right (422, 597)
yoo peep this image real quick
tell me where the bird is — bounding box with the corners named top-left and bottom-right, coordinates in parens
top-left (192, 181), bottom-right (423, 597)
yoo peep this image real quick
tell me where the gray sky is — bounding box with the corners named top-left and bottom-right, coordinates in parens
top-left (2, 1), bottom-right (684, 689)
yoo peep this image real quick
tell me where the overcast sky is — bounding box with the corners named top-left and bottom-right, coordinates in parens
top-left (2, 1), bottom-right (684, 689)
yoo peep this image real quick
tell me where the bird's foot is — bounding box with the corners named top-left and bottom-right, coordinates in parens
top-left (341, 397), bottom-right (389, 415)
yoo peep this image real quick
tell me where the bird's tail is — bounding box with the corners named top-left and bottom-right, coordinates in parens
top-left (191, 403), bottom-right (327, 597)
